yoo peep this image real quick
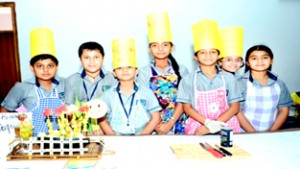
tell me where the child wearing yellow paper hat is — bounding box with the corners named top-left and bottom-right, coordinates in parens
top-left (99, 38), bottom-right (161, 135)
top-left (176, 19), bottom-right (243, 135)
top-left (0, 27), bottom-right (65, 136)
top-left (237, 45), bottom-right (293, 132)
top-left (218, 27), bottom-right (245, 78)
top-left (137, 12), bottom-right (189, 135)
top-left (64, 41), bottom-right (117, 135)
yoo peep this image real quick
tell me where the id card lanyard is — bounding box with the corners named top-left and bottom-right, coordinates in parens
top-left (83, 80), bottom-right (100, 101)
top-left (118, 92), bottom-right (136, 126)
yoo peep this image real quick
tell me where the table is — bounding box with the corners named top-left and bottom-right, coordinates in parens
top-left (1, 130), bottom-right (300, 169)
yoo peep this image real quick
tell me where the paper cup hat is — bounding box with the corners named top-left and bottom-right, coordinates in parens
top-left (30, 27), bottom-right (56, 58)
top-left (147, 12), bottom-right (172, 43)
top-left (192, 19), bottom-right (220, 52)
top-left (219, 27), bottom-right (244, 59)
top-left (112, 38), bottom-right (137, 69)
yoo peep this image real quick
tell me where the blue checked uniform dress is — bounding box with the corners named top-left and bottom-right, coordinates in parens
top-left (31, 87), bottom-right (63, 136)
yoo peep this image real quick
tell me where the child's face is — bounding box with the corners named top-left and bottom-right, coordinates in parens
top-left (246, 50), bottom-right (273, 72)
top-left (149, 41), bottom-right (173, 60)
top-left (80, 49), bottom-right (104, 74)
top-left (194, 48), bottom-right (219, 66)
top-left (113, 66), bottom-right (138, 81)
top-left (219, 56), bottom-right (243, 73)
top-left (30, 58), bottom-right (58, 81)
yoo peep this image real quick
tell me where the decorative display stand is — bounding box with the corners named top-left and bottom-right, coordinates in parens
top-left (7, 136), bottom-right (104, 160)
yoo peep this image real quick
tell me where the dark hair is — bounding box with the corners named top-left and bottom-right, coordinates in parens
top-left (149, 42), bottom-right (182, 85)
top-left (169, 53), bottom-right (182, 84)
top-left (30, 54), bottom-right (58, 66)
top-left (244, 45), bottom-right (273, 73)
top-left (78, 41), bottom-right (105, 58)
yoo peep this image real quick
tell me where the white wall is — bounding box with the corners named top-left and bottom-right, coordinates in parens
top-left (1, 0), bottom-right (300, 92)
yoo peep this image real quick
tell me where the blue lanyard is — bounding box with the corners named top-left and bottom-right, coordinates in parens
top-left (118, 92), bottom-right (136, 126)
top-left (83, 80), bottom-right (100, 101)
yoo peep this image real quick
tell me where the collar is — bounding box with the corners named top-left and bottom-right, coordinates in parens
top-left (196, 65), bottom-right (221, 74)
top-left (35, 77), bottom-right (59, 87)
top-left (116, 82), bottom-right (139, 93)
top-left (248, 71), bottom-right (278, 83)
top-left (151, 59), bottom-right (172, 67)
top-left (80, 69), bottom-right (105, 79)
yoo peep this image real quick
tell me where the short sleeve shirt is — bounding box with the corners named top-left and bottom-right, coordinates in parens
top-left (1, 76), bottom-right (65, 111)
top-left (238, 71), bottom-right (293, 108)
top-left (137, 59), bottom-right (189, 87)
top-left (101, 82), bottom-right (162, 123)
top-left (177, 67), bottom-right (243, 108)
top-left (64, 69), bottom-right (117, 105)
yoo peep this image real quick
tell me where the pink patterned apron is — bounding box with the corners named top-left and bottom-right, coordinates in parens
top-left (184, 72), bottom-right (240, 134)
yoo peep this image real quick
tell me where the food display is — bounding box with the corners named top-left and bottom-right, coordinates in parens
top-left (6, 99), bottom-right (107, 160)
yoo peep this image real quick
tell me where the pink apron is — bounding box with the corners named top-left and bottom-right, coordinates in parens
top-left (184, 72), bottom-right (240, 134)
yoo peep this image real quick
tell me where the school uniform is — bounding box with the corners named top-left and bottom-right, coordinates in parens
top-left (138, 60), bottom-right (189, 134)
top-left (177, 66), bottom-right (243, 134)
top-left (101, 82), bottom-right (162, 135)
top-left (1, 77), bottom-right (65, 136)
top-left (64, 69), bottom-right (117, 105)
top-left (138, 60), bottom-right (189, 86)
top-left (238, 71), bottom-right (293, 131)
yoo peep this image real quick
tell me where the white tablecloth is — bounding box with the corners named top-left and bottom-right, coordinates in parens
top-left (1, 130), bottom-right (300, 169)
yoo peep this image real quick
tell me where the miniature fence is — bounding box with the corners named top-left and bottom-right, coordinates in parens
top-left (21, 136), bottom-right (89, 156)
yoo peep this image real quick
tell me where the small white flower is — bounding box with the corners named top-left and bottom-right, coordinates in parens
top-left (209, 102), bottom-right (218, 113)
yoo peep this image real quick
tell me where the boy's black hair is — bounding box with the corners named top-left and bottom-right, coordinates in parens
top-left (244, 44), bottom-right (273, 73)
top-left (30, 54), bottom-right (58, 66)
top-left (78, 41), bottom-right (105, 58)
top-left (149, 42), bottom-right (182, 85)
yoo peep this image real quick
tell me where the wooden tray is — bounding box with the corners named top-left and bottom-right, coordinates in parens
top-left (170, 143), bottom-right (252, 160)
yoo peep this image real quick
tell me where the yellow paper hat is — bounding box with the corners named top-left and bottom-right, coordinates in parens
top-left (30, 27), bottom-right (56, 58)
top-left (112, 38), bottom-right (137, 69)
top-left (192, 19), bottom-right (220, 52)
top-left (219, 27), bottom-right (244, 59)
top-left (147, 12), bottom-right (172, 43)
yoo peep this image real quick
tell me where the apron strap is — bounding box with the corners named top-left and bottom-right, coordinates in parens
top-left (151, 67), bottom-right (158, 76)
top-left (51, 88), bottom-right (58, 97)
top-left (36, 86), bottom-right (45, 99)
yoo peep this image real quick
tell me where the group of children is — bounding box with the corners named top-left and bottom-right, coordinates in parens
top-left (0, 12), bottom-right (294, 136)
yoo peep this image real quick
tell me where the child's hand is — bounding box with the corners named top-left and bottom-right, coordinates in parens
top-left (194, 126), bottom-right (210, 135)
top-left (204, 119), bottom-right (227, 133)
top-left (155, 122), bottom-right (173, 135)
top-left (87, 128), bottom-right (104, 136)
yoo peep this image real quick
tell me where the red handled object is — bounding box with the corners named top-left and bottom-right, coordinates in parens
top-left (205, 143), bottom-right (226, 156)
top-left (215, 144), bottom-right (232, 156)
top-left (199, 142), bottom-right (223, 158)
